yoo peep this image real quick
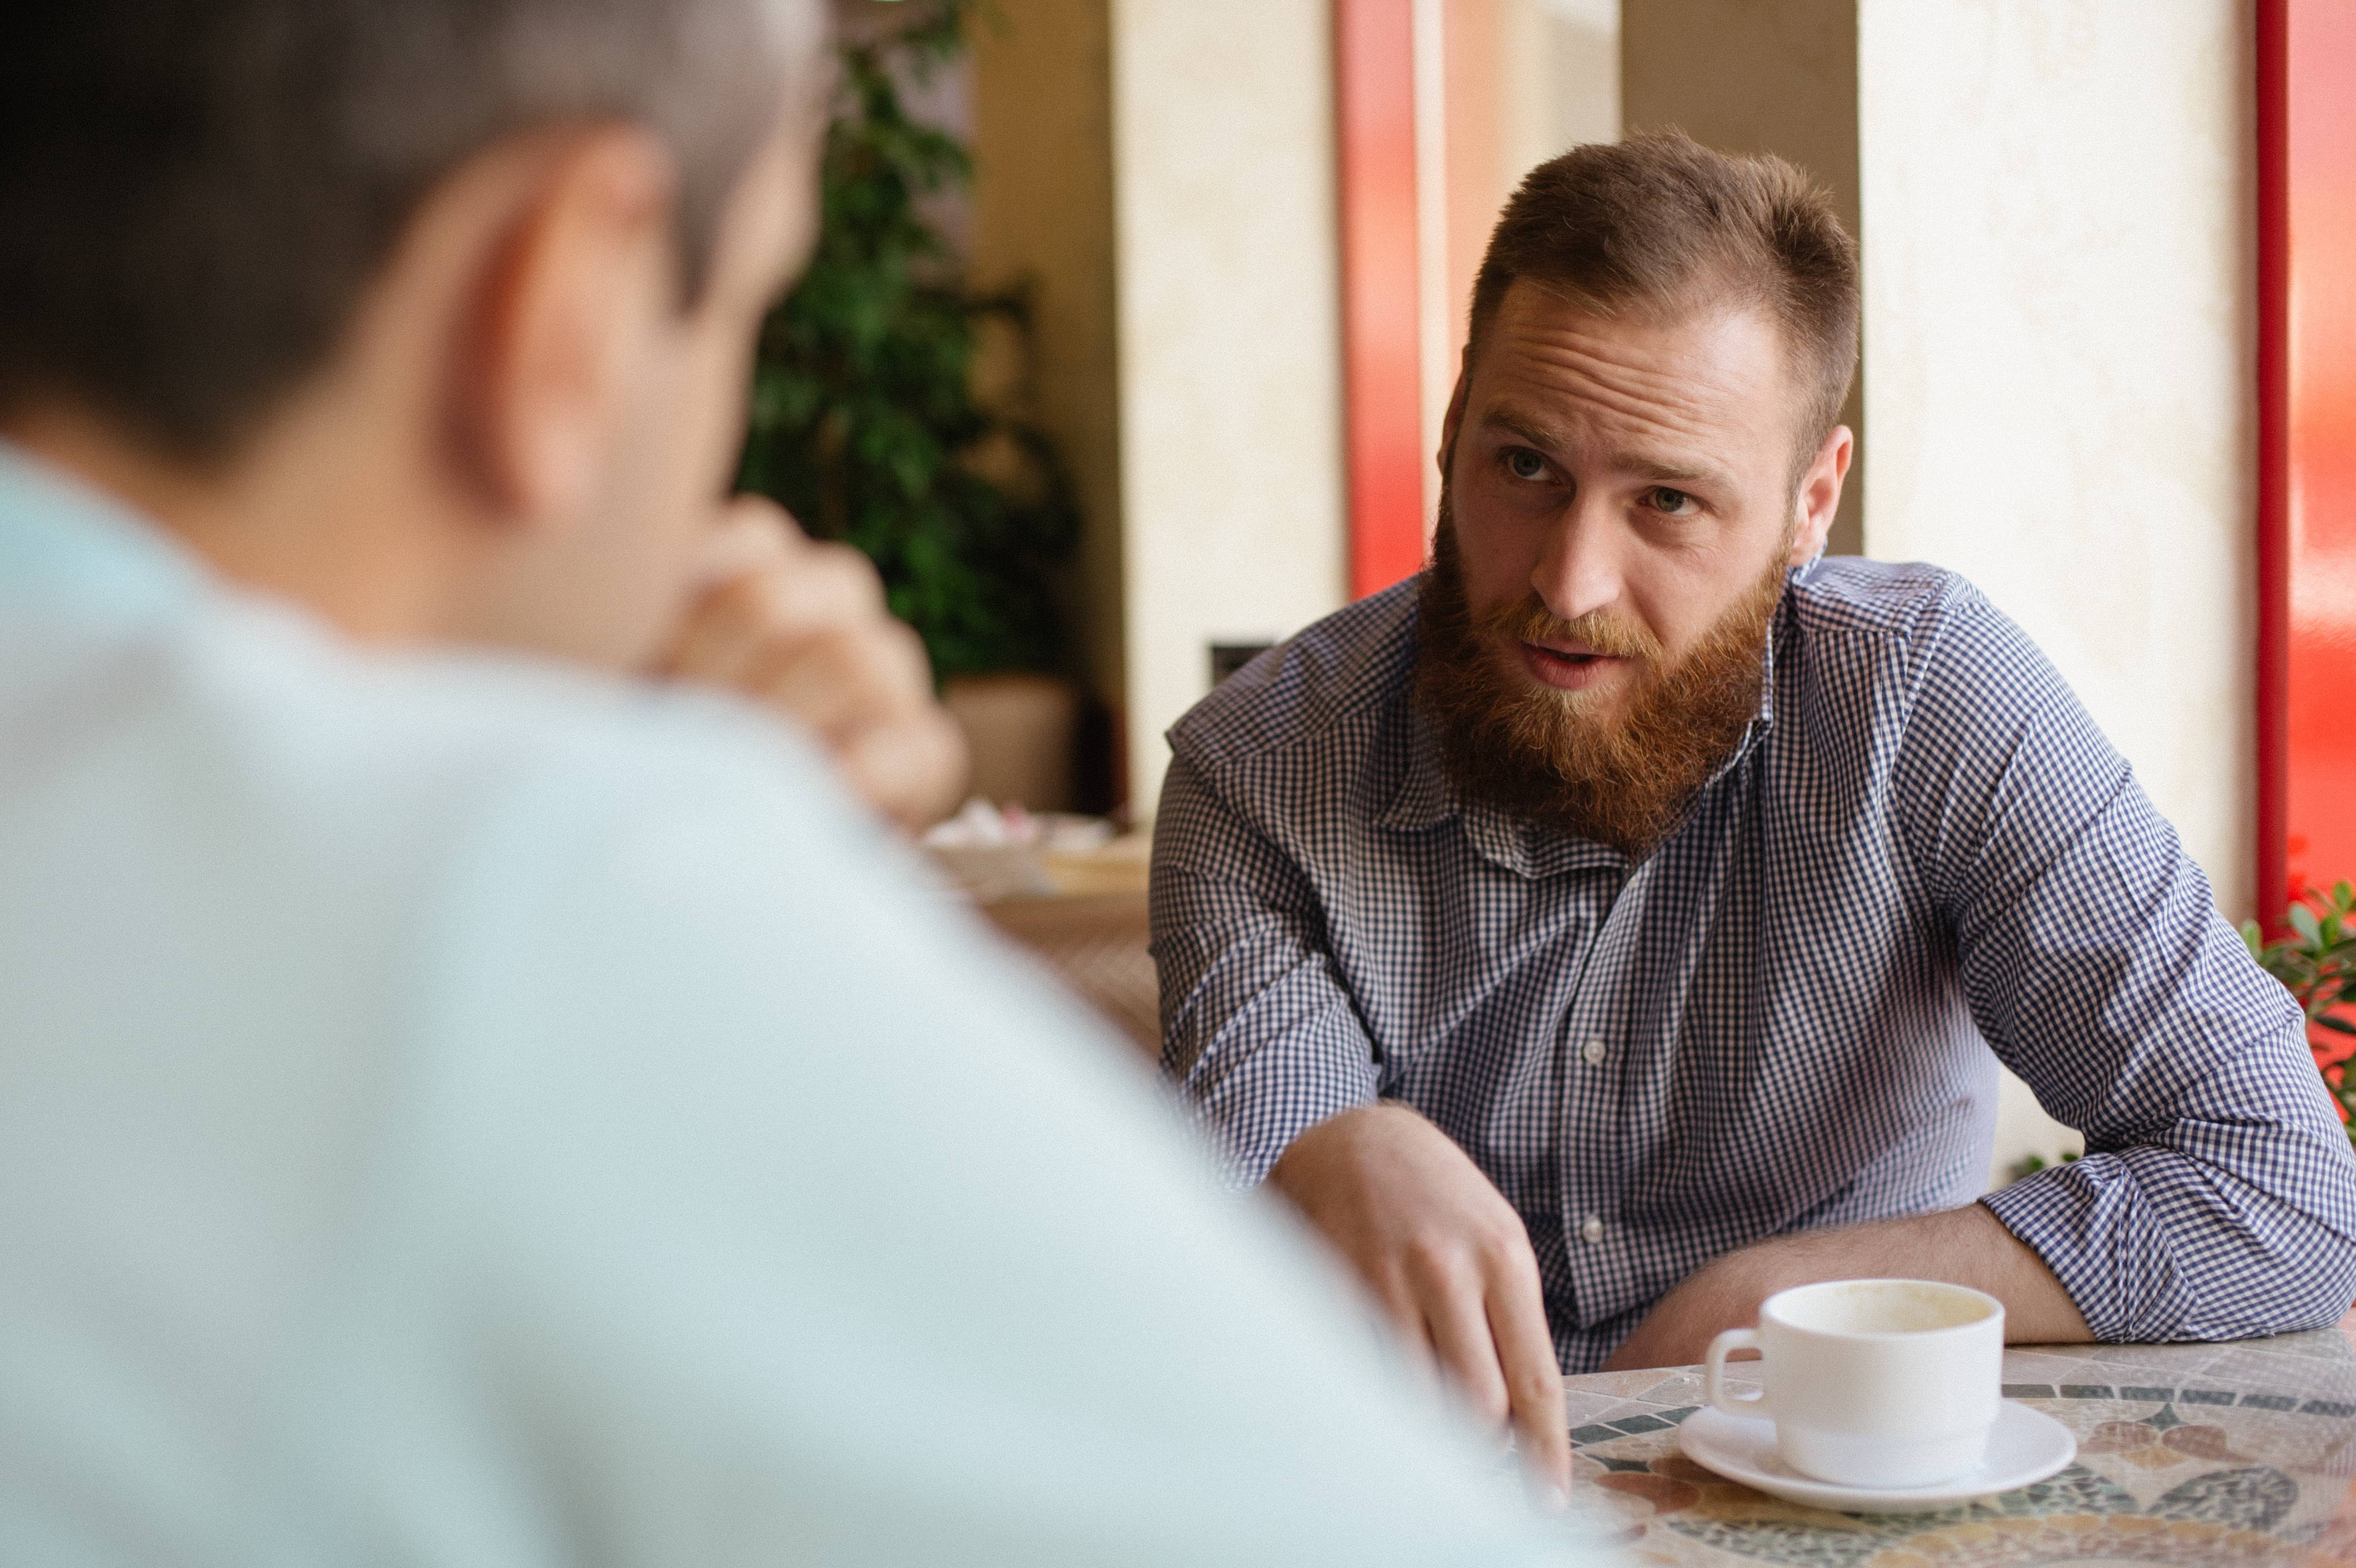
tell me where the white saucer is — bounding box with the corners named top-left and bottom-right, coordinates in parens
top-left (1676, 1399), bottom-right (2077, 1514)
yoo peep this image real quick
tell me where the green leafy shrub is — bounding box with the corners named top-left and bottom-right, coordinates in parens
top-left (737, 1), bottom-right (1078, 682)
top-left (2242, 880), bottom-right (2356, 1144)
top-left (2005, 1149), bottom-right (2079, 1185)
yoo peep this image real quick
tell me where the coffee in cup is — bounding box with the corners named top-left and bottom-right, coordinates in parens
top-left (1702, 1278), bottom-right (2005, 1489)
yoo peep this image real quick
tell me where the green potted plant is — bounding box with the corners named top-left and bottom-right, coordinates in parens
top-left (737, 0), bottom-right (1085, 805)
top-left (2243, 880), bottom-right (2356, 1144)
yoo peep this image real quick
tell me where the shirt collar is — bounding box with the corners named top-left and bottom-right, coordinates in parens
top-left (0, 440), bottom-right (207, 618)
top-left (1378, 574), bottom-right (1792, 877)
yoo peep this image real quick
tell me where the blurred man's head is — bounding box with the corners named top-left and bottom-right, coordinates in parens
top-left (0, 0), bottom-right (828, 667)
top-left (1417, 132), bottom-right (1858, 855)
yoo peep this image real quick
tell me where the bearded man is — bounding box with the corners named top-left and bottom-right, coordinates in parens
top-left (1150, 133), bottom-right (2356, 1469)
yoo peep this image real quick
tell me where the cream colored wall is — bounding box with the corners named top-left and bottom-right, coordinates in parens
top-left (1858, 0), bottom-right (2254, 1181)
top-left (1858, 0), bottom-right (2255, 923)
top-left (1110, 0), bottom-right (1349, 818)
top-left (1503, 0), bottom-right (1621, 176)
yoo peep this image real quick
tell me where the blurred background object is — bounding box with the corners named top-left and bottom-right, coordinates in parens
top-left (985, 890), bottom-right (1159, 1053)
top-left (923, 797), bottom-right (1156, 1051)
top-left (942, 672), bottom-right (1080, 813)
top-left (923, 797), bottom-right (1124, 901)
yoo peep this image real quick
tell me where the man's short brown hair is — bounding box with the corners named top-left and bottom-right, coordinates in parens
top-left (1467, 131), bottom-right (1859, 469)
top-left (0, 0), bottom-right (824, 463)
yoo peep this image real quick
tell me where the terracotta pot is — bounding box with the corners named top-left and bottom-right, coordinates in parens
top-left (943, 672), bottom-right (1081, 811)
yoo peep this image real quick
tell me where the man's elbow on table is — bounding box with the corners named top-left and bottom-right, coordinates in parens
top-left (1984, 1132), bottom-right (2356, 1346)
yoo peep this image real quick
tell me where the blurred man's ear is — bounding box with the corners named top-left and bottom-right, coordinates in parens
top-left (455, 126), bottom-right (680, 537)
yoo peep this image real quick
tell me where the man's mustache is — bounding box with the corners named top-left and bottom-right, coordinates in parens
top-left (1476, 596), bottom-right (1664, 666)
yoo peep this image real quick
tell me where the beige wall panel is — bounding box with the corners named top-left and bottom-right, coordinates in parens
top-left (1111, 0), bottom-right (1349, 819)
top-left (1622, 0), bottom-right (1864, 556)
top-left (971, 0), bottom-right (1125, 718)
top-left (1858, 0), bottom-right (2254, 923)
top-left (1447, 0), bottom-right (1509, 357)
top-left (1502, 0), bottom-right (1621, 180)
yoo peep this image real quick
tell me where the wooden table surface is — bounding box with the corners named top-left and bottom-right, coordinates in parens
top-left (1552, 1311), bottom-right (2356, 1565)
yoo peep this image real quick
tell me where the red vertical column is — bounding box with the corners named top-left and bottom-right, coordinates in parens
top-left (1333, 0), bottom-right (1428, 599)
top-left (2257, 0), bottom-right (2290, 925)
top-left (2259, 0), bottom-right (2356, 924)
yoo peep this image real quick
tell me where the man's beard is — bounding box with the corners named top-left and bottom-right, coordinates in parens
top-left (1413, 495), bottom-right (1787, 859)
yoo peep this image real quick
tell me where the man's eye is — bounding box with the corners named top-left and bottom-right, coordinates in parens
top-left (1647, 486), bottom-right (1697, 515)
top-left (1504, 449), bottom-right (1551, 482)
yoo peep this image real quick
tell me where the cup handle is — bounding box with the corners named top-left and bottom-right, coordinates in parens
top-left (1704, 1327), bottom-right (1767, 1419)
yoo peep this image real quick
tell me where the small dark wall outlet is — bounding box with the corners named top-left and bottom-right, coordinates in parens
top-left (1209, 643), bottom-right (1275, 687)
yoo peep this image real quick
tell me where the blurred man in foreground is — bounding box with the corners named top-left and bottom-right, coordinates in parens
top-left (0, 3), bottom-right (1594, 1560)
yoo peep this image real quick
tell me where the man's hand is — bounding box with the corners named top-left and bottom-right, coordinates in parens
top-left (1271, 1103), bottom-right (1570, 1498)
top-left (1601, 1203), bottom-right (2093, 1371)
top-left (653, 497), bottom-right (967, 834)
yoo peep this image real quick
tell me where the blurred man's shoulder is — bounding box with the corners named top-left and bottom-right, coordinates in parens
top-left (1167, 577), bottom-right (1421, 777)
top-left (82, 586), bottom-right (854, 904)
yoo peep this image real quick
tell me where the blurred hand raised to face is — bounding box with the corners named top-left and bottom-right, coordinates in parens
top-left (653, 496), bottom-right (967, 834)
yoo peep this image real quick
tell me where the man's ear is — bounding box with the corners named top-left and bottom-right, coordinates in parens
top-left (458, 126), bottom-right (680, 535)
top-left (1788, 423), bottom-right (1853, 566)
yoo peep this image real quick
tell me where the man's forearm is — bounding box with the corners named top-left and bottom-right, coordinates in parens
top-left (1601, 1202), bottom-right (2090, 1371)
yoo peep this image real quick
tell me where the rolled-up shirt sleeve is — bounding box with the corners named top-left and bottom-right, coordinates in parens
top-left (1894, 584), bottom-right (2356, 1340)
top-left (1150, 753), bottom-right (1380, 1184)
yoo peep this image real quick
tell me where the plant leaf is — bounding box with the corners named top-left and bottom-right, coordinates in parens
top-left (2291, 902), bottom-right (2323, 944)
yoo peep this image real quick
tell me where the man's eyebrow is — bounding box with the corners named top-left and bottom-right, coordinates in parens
top-left (1478, 407), bottom-right (1576, 454)
top-left (1601, 448), bottom-right (1728, 488)
top-left (1476, 407), bottom-right (1732, 490)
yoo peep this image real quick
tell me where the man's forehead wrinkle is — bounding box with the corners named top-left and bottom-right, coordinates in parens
top-left (1480, 344), bottom-right (1724, 458)
top-left (1515, 322), bottom-right (1768, 411)
top-left (1511, 356), bottom-right (1721, 446)
top-left (1471, 311), bottom-right (1777, 485)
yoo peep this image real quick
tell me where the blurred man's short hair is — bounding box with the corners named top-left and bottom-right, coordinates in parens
top-left (1468, 130), bottom-right (1859, 474)
top-left (0, 0), bottom-right (823, 461)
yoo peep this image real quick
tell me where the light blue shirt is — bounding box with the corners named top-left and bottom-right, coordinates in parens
top-left (0, 449), bottom-right (1591, 1566)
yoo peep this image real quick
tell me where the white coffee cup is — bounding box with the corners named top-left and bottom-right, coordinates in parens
top-left (1702, 1278), bottom-right (2005, 1489)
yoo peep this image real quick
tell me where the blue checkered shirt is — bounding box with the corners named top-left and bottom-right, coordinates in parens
top-left (1150, 558), bottom-right (2356, 1373)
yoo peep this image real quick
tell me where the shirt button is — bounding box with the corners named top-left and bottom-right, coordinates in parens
top-left (1581, 1037), bottom-right (1607, 1066)
top-left (1580, 1214), bottom-right (1605, 1245)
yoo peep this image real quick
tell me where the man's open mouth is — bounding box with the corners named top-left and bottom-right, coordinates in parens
top-left (1522, 641), bottom-right (1617, 668)
top-left (1517, 640), bottom-right (1628, 689)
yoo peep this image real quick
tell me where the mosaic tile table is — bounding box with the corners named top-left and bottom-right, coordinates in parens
top-left (1558, 1322), bottom-right (2356, 1566)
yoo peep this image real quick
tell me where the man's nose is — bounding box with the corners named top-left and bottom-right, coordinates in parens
top-left (1530, 497), bottom-right (1626, 623)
